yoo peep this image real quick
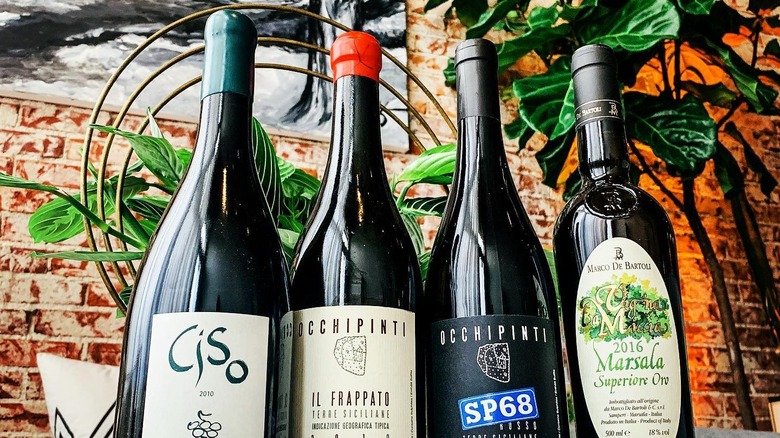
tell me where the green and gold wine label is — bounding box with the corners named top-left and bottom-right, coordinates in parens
top-left (277, 306), bottom-right (416, 438)
top-left (575, 237), bottom-right (681, 437)
top-left (142, 312), bottom-right (270, 437)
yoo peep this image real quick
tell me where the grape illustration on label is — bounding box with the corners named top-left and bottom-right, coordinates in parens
top-left (187, 411), bottom-right (222, 438)
top-left (333, 335), bottom-right (367, 376)
top-left (578, 273), bottom-right (672, 344)
top-left (477, 342), bottom-right (510, 383)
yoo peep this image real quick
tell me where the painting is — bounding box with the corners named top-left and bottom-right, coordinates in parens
top-left (0, 0), bottom-right (410, 150)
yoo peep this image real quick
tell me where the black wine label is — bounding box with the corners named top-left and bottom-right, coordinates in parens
top-left (429, 315), bottom-right (563, 438)
top-left (574, 99), bottom-right (623, 129)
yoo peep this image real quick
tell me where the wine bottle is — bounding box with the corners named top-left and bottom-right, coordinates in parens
top-left (276, 31), bottom-right (421, 438)
top-left (114, 11), bottom-right (289, 438)
top-left (553, 44), bottom-right (695, 438)
top-left (421, 38), bottom-right (570, 438)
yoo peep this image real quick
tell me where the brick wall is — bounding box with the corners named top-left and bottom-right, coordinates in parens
top-left (0, 1), bottom-right (777, 435)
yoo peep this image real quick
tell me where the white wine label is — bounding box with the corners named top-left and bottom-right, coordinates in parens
top-left (142, 312), bottom-right (270, 437)
top-left (282, 306), bottom-right (416, 438)
top-left (575, 237), bottom-right (681, 437)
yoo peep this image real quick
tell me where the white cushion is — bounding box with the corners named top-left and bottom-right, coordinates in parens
top-left (36, 353), bottom-right (118, 438)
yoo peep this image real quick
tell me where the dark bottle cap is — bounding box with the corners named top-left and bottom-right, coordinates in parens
top-left (571, 44), bottom-right (623, 129)
top-left (455, 38), bottom-right (500, 121)
top-left (331, 31), bottom-right (382, 82)
top-left (201, 10), bottom-right (257, 100)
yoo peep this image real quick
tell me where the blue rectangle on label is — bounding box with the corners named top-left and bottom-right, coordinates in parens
top-left (458, 387), bottom-right (540, 430)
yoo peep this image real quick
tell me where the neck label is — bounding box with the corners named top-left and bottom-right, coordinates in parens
top-left (575, 99), bottom-right (623, 129)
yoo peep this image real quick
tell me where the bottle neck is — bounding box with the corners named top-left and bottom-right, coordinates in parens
top-left (576, 118), bottom-right (630, 184)
top-left (321, 75), bottom-right (386, 190)
top-left (186, 92), bottom-right (258, 213)
top-left (453, 116), bottom-right (513, 193)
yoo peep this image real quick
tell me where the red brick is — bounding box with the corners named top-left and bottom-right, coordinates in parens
top-left (0, 211), bottom-right (36, 243)
top-left (14, 159), bottom-right (81, 190)
top-left (691, 393), bottom-right (726, 418)
top-left (19, 104), bottom-right (94, 133)
top-left (33, 309), bottom-right (122, 338)
top-left (685, 322), bottom-right (724, 346)
top-left (49, 256), bottom-right (100, 279)
top-left (0, 339), bottom-right (81, 368)
top-left (85, 281), bottom-right (115, 307)
top-left (0, 309), bottom-right (30, 336)
top-left (0, 188), bottom-right (53, 213)
top-left (750, 371), bottom-right (780, 393)
top-left (0, 371), bottom-right (22, 399)
top-left (0, 101), bottom-right (20, 127)
top-left (23, 372), bottom-right (43, 401)
top-left (10, 248), bottom-right (49, 274)
top-left (87, 342), bottom-right (123, 366)
top-left (4, 276), bottom-right (86, 305)
top-left (0, 401), bottom-right (48, 432)
top-left (737, 326), bottom-right (777, 349)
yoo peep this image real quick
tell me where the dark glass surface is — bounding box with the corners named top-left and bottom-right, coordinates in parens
top-left (289, 74), bottom-right (421, 310)
top-left (422, 115), bottom-right (570, 437)
top-left (553, 118), bottom-right (695, 438)
top-left (114, 92), bottom-right (289, 437)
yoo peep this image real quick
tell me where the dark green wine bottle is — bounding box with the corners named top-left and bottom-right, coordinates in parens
top-left (553, 44), bottom-right (695, 438)
top-left (422, 38), bottom-right (570, 438)
top-left (275, 31), bottom-right (421, 438)
top-left (114, 10), bottom-right (289, 438)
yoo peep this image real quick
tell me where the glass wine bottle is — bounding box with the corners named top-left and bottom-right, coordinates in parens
top-left (553, 44), bottom-right (695, 438)
top-left (421, 38), bottom-right (570, 438)
top-left (275, 31), bottom-right (421, 438)
top-left (114, 10), bottom-right (289, 438)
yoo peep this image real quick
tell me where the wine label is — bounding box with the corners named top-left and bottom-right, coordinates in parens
top-left (574, 99), bottom-right (623, 129)
top-left (429, 315), bottom-right (563, 438)
top-left (575, 237), bottom-right (681, 437)
top-left (279, 306), bottom-right (416, 438)
top-left (142, 312), bottom-right (270, 437)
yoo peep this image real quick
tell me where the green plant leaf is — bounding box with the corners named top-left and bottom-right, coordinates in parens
top-left (424, 0), bottom-right (449, 11)
top-left (418, 251), bottom-right (431, 283)
top-left (176, 148), bottom-right (192, 170)
top-left (681, 81), bottom-right (737, 108)
top-left (527, 4), bottom-right (559, 29)
top-left (126, 195), bottom-right (170, 222)
top-left (146, 108), bottom-right (164, 139)
top-left (0, 173), bottom-right (58, 193)
top-left (27, 176), bottom-right (148, 244)
top-left (677, 0), bottom-right (715, 15)
top-left (278, 228), bottom-right (300, 263)
top-left (543, 248), bottom-right (558, 293)
top-left (443, 58), bottom-right (456, 88)
top-left (401, 213), bottom-right (426, 256)
top-left (575, 0), bottom-right (680, 52)
top-left (92, 125), bottom-right (184, 190)
top-left (712, 141), bottom-right (745, 197)
top-left (496, 24), bottom-right (571, 72)
top-left (512, 56), bottom-right (573, 139)
top-left (504, 115), bottom-right (536, 151)
top-left (535, 130), bottom-right (576, 188)
top-left (400, 196), bottom-right (448, 217)
top-left (724, 122), bottom-right (778, 197)
top-left (278, 215), bottom-right (305, 233)
top-left (31, 250), bottom-right (145, 261)
top-left (282, 169), bottom-right (320, 200)
top-left (454, 0), bottom-right (489, 27)
top-left (466, 0), bottom-right (522, 39)
top-left (624, 92), bottom-right (717, 179)
top-left (559, 0), bottom-right (598, 22)
top-left (396, 144), bottom-right (456, 186)
top-left (253, 117), bottom-right (282, 219)
top-left (704, 40), bottom-right (779, 114)
top-left (277, 157), bottom-right (296, 181)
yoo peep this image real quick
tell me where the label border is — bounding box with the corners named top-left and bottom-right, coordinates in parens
top-left (457, 387), bottom-right (540, 430)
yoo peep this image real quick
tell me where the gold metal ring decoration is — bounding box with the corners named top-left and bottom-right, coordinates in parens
top-left (80, 3), bottom-right (457, 311)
